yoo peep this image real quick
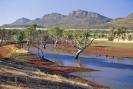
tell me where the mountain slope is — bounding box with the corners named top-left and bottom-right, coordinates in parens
top-left (3, 10), bottom-right (112, 28)
top-left (60, 10), bottom-right (112, 28)
top-left (108, 13), bottom-right (133, 28)
top-left (11, 17), bottom-right (31, 25)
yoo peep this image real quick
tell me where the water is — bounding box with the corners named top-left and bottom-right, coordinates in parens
top-left (32, 51), bottom-right (133, 89)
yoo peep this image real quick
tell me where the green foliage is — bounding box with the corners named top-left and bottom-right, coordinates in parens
top-left (17, 31), bottom-right (25, 43)
top-left (114, 26), bottom-right (126, 36)
top-left (128, 34), bottom-right (133, 41)
top-left (63, 30), bottom-right (74, 40)
top-left (48, 27), bottom-right (64, 39)
top-left (74, 37), bottom-right (88, 48)
top-left (72, 30), bottom-right (91, 48)
top-left (108, 26), bottom-right (127, 41)
top-left (0, 27), bottom-right (132, 49)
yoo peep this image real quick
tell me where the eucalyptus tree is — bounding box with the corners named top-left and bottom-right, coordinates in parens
top-left (16, 31), bottom-right (25, 48)
top-left (48, 27), bottom-right (64, 47)
top-left (25, 24), bottom-right (37, 51)
top-left (0, 29), bottom-right (6, 46)
top-left (41, 31), bottom-right (49, 49)
top-left (26, 30), bottom-right (33, 51)
top-left (0, 29), bottom-right (15, 46)
top-left (114, 26), bottom-right (127, 42)
top-left (24, 24), bottom-right (47, 58)
top-left (72, 30), bottom-right (95, 60)
top-left (8, 29), bottom-right (18, 43)
top-left (5, 30), bottom-right (17, 44)
top-left (63, 30), bottom-right (74, 45)
top-left (26, 27), bottom-right (49, 58)
top-left (128, 34), bottom-right (133, 41)
top-left (108, 27), bottom-right (115, 41)
top-left (33, 30), bottom-right (49, 58)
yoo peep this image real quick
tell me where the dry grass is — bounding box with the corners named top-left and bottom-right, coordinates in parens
top-left (92, 40), bottom-right (133, 49)
top-left (0, 65), bottom-right (91, 89)
top-left (0, 83), bottom-right (29, 89)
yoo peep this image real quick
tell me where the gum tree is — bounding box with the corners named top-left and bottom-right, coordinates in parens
top-left (25, 24), bottom-right (38, 51)
top-left (63, 30), bottom-right (74, 45)
top-left (0, 29), bottom-right (6, 46)
top-left (0, 29), bottom-right (17, 46)
top-left (48, 27), bottom-right (63, 47)
top-left (27, 28), bottom-right (49, 58)
top-left (73, 31), bottom-right (95, 60)
top-left (17, 31), bottom-right (25, 48)
top-left (108, 27), bottom-right (115, 41)
top-left (114, 26), bottom-right (127, 42)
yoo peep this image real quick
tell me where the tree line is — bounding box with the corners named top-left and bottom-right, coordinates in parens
top-left (0, 25), bottom-right (133, 60)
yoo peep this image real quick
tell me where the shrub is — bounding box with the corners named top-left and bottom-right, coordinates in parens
top-left (108, 35), bottom-right (114, 41)
top-left (128, 34), bottom-right (133, 41)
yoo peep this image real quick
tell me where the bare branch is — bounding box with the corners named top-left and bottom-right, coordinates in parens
top-left (83, 38), bottom-right (95, 50)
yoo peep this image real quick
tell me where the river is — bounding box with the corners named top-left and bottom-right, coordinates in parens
top-left (32, 51), bottom-right (133, 89)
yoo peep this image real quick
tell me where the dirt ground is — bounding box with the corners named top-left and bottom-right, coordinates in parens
top-left (59, 44), bottom-right (133, 58)
top-left (0, 57), bottom-right (105, 89)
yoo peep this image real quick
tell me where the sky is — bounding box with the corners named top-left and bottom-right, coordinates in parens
top-left (0, 0), bottom-right (133, 25)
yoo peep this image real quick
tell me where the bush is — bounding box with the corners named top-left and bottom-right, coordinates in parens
top-left (108, 36), bottom-right (114, 41)
top-left (128, 34), bottom-right (133, 41)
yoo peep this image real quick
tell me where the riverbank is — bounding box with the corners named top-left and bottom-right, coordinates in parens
top-left (0, 60), bottom-right (90, 89)
top-left (58, 44), bottom-right (133, 58)
top-left (0, 45), bottom-right (106, 89)
top-left (0, 56), bottom-right (105, 89)
top-left (25, 43), bottom-right (133, 58)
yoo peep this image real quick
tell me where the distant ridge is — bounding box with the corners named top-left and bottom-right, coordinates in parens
top-left (2, 10), bottom-right (112, 28)
top-left (10, 17), bottom-right (31, 25)
top-left (108, 13), bottom-right (133, 29)
top-left (2, 10), bottom-right (133, 29)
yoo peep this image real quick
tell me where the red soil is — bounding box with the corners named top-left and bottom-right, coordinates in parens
top-left (27, 59), bottom-right (103, 88)
top-left (59, 44), bottom-right (133, 58)
top-left (85, 46), bottom-right (133, 58)
top-left (0, 44), bottom-right (104, 88)
top-left (28, 59), bottom-right (96, 74)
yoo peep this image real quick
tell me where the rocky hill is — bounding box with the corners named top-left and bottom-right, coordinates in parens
top-left (2, 10), bottom-right (112, 28)
top-left (107, 13), bottom-right (133, 29)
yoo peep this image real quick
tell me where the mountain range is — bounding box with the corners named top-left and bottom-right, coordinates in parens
top-left (2, 10), bottom-right (133, 29)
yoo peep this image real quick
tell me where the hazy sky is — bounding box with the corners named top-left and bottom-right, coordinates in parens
top-left (0, 0), bottom-right (133, 25)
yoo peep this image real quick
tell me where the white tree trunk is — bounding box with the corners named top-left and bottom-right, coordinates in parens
top-left (75, 49), bottom-right (83, 60)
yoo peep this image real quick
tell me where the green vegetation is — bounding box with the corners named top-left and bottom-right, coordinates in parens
top-left (48, 27), bottom-right (64, 47)
top-left (0, 26), bottom-right (133, 50)
top-left (17, 31), bottom-right (25, 48)
top-left (0, 26), bottom-right (132, 89)
top-left (1, 26), bottom-right (132, 61)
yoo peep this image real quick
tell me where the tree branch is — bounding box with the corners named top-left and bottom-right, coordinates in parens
top-left (83, 38), bottom-right (95, 50)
